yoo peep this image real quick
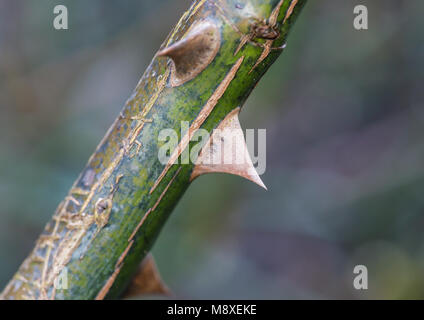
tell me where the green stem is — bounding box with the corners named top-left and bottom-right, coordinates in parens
top-left (1, 0), bottom-right (307, 300)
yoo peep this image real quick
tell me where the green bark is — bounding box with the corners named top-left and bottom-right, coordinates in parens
top-left (1, 0), bottom-right (307, 300)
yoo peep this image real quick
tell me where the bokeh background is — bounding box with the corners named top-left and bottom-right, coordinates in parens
top-left (1, 0), bottom-right (424, 299)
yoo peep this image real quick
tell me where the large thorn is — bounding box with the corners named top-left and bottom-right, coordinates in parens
top-left (123, 254), bottom-right (171, 299)
top-left (157, 20), bottom-right (220, 87)
top-left (191, 108), bottom-right (267, 190)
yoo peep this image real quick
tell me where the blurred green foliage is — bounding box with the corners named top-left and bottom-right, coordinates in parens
top-left (1, 0), bottom-right (424, 299)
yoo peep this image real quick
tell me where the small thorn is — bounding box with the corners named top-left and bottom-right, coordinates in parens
top-left (123, 254), bottom-right (171, 299)
top-left (157, 20), bottom-right (220, 87)
top-left (191, 107), bottom-right (267, 190)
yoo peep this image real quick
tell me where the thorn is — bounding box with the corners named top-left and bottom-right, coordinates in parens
top-left (123, 254), bottom-right (171, 299)
top-left (157, 20), bottom-right (220, 87)
top-left (191, 107), bottom-right (267, 190)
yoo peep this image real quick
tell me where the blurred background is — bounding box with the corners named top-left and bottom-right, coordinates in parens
top-left (1, 0), bottom-right (424, 299)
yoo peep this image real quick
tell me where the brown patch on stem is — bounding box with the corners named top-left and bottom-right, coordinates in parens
top-left (95, 264), bottom-right (123, 300)
top-left (128, 209), bottom-right (152, 242)
top-left (152, 167), bottom-right (181, 212)
top-left (283, 0), bottom-right (299, 23)
top-left (128, 167), bottom-right (181, 242)
top-left (150, 56), bottom-right (245, 194)
top-left (95, 240), bottom-right (134, 300)
top-left (116, 240), bottom-right (134, 268)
